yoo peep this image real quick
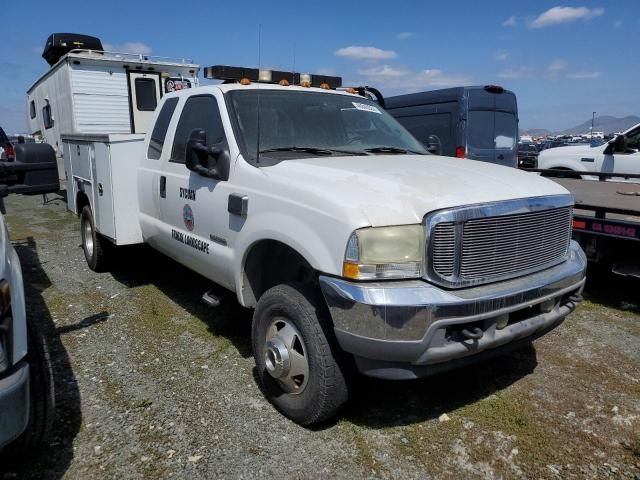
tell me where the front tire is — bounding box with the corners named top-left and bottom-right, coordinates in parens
top-left (252, 283), bottom-right (349, 425)
top-left (80, 205), bottom-right (112, 272)
top-left (11, 320), bottom-right (55, 453)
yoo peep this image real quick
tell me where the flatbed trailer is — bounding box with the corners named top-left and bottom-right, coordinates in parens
top-left (528, 169), bottom-right (640, 278)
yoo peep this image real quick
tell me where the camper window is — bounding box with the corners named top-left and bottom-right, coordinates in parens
top-left (135, 78), bottom-right (158, 111)
top-left (148, 97), bottom-right (179, 160)
top-left (43, 101), bottom-right (53, 129)
top-left (30, 100), bottom-right (36, 119)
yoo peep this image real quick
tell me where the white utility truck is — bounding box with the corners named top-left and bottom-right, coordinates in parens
top-left (538, 122), bottom-right (640, 179)
top-left (27, 33), bottom-right (199, 182)
top-left (63, 66), bottom-right (587, 425)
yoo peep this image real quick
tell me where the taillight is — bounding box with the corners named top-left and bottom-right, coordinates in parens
top-left (455, 146), bottom-right (465, 158)
top-left (5, 144), bottom-right (15, 160)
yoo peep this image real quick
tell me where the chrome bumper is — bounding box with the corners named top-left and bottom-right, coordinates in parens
top-left (319, 241), bottom-right (587, 379)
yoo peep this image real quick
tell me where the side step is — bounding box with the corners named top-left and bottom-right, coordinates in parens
top-left (202, 289), bottom-right (222, 307)
top-left (612, 263), bottom-right (640, 280)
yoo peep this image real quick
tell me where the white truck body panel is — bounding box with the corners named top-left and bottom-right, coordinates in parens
top-left (538, 122), bottom-right (640, 179)
top-left (63, 133), bottom-right (145, 245)
top-left (70, 65), bottom-right (132, 134)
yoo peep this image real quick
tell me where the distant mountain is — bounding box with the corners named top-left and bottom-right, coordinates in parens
top-left (520, 128), bottom-right (551, 136)
top-left (521, 115), bottom-right (640, 137)
top-left (557, 115), bottom-right (640, 135)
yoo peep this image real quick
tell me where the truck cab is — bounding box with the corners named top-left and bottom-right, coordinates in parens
top-left (65, 67), bottom-right (586, 425)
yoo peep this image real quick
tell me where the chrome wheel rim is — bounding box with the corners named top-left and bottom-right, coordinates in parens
top-left (83, 218), bottom-right (94, 259)
top-left (264, 317), bottom-right (309, 394)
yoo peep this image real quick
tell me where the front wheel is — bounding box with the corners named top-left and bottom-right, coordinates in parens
top-left (80, 205), bottom-right (112, 272)
top-left (252, 283), bottom-right (349, 425)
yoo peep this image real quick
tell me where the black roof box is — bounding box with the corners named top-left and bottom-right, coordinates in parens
top-left (42, 33), bottom-right (103, 66)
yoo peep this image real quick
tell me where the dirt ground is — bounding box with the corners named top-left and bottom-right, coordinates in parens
top-left (1, 192), bottom-right (638, 480)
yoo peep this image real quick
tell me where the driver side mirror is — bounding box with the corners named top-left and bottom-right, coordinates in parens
top-left (185, 129), bottom-right (230, 181)
top-left (607, 134), bottom-right (626, 154)
top-left (425, 134), bottom-right (442, 155)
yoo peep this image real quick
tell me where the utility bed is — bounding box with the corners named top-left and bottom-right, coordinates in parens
top-left (62, 133), bottom-right (145, 245)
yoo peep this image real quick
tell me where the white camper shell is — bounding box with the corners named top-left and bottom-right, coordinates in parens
top-left (26, 48), bottom-right (200, 162)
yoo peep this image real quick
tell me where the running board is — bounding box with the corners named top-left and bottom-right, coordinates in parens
top-left (202, 289), bottom-right (222, 307)
top-left (611, 263), bottom-right (640, 279)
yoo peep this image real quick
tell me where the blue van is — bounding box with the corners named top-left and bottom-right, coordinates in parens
top-left (386, 86), bottom-right (519, 168)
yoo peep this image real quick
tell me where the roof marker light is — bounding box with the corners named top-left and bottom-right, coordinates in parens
top-left (279, 79), bottom-right (290, 86)
top-left (258, 69), bottom-right (272, 82)
top-left (240, 77), bottom-right (251, 85)
top-left (320, 82), bottom-right (330, 90)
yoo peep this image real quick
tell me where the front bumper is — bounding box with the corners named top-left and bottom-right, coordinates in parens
top-left (320, 241), bottom-right (587, 380)
top-left (0, 361), bottom-right (30, 449)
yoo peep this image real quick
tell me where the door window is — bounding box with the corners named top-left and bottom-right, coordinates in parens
top-left (171, 96), bottom-right (225, 164)
top-left (135, 78), bottom-right (158, 111)
top-left (148, 98), bottom-right (179, 160)
top-left (625, 128), bottom-right (640, 151)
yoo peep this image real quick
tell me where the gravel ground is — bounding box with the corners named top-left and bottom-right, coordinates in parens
top-left (1, 192), bottom-right (639, 480)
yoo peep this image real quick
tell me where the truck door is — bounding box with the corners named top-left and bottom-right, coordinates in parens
top-left (138, 97), bottom-right (180, 247)
top-left (155, 94), bottom-right (235, 289)
top-left (128, 72), bottom-right (162, 134)
top-left (611, 126), bottom-right (640, 176)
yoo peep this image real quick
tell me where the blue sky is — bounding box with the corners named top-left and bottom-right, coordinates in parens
top-left (1, 0), bottom-right (638, 133)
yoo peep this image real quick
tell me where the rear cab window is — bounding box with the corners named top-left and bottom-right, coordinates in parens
top-left (148, 98), bottom-right (179, 160)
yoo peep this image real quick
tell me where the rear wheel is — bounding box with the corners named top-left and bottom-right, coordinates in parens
top-left (80, 205), bottom-right (112, 272)
top-left (252, 283), bottom-right (349, 425)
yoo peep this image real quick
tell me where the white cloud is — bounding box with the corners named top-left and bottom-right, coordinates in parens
top-left (494, 50), bottom-right (509, 61)
top-left (548, 59), bottom-right (568, 72)
top-left (502, 15), bottom-right (517, 27)
top-left (397, 32), bottom-right (414, 40)
top-left (357, 64), bottom-right (471, 90)
top-left (334, 46), bottom-right (397, 60)
top-left (529, 6), bottom-right (605, 28)
top-left (496, 66), bottom-right (534, 79)
top-left (566, 71), bottom-right (601, 79)
top-left (103, 41), bottom-right (153, 55)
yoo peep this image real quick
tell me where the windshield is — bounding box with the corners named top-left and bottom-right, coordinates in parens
top-left (227, 90), bottom-right (427, 162)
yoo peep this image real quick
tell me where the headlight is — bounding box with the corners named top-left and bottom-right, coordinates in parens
top-left (343, 225), bottom-right (424, 280)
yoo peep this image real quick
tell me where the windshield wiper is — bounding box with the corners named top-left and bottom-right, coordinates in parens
top-left (259, 146), bottom-right (363, 156)
top-left (364, 146), bottom-right (425, 155)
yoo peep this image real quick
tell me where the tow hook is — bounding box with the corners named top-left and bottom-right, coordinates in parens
top-left (568, 293), bottom-right (583, 303)
top-left (461, 327), bottom-right (484, 340)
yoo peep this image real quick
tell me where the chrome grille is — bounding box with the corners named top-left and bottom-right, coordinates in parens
top-left (428, 202), bottom-right (573, 287)
top-left (432, 223), bottom-right (456, 277)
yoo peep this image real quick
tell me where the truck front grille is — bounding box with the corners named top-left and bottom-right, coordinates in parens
top-left (428, 203), bottom-right (572, 288)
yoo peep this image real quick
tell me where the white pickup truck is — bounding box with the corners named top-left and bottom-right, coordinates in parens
top-left (538, 122), bottom-right (640, 178)
top-left (62, 67), bottom-right (587, 425)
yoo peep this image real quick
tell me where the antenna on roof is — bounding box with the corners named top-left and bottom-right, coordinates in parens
top-left (256, 23), bottom-right (262, 165)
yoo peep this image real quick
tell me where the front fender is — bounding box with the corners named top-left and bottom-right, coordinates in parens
top-left (233, 211), bottom-right (348, 306)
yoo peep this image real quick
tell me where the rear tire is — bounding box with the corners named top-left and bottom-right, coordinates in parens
top-left (252, 283), bottom-right (349, 425)
top-left (80, 205), bottom-right (112, 272)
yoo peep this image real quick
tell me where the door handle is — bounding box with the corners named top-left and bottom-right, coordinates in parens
top-left (497, 154), bottom-right (505, 160)
top-left (160, 176), bottom-right (166, 198)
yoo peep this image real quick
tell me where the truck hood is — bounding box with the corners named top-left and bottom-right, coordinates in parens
top-left (266, 154), bottom-right (569, 226)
